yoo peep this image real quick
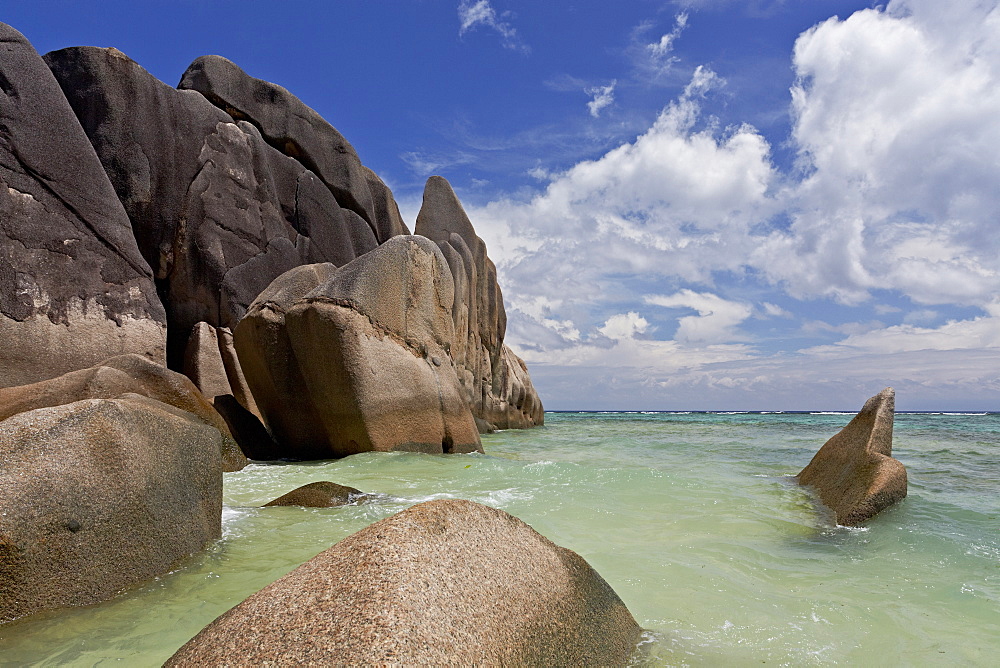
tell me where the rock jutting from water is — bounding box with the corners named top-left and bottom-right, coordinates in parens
top-left (0, 395), bottom-right (223, 623)
top-left (235, 236), bottom-right (484, 458)
top-left (797, 387), bottom-right (907, 526)
top-left (166, 499), bottom-right (642, 666)
top-left (263, 481), bottom-right (373, 507)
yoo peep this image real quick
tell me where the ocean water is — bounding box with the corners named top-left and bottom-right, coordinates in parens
top-left (1, 411), bottom-right (997, 666)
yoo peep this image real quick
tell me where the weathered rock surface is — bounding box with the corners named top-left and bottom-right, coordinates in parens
top-left (0, 354), bottom-right (246, 471)
top-left (798, 387), bottom-right (907, 526)
top-left (183, 322), bottom-right (278, 461)
top-left (178, 55), bottom-right (382, 236)
top-left (45, 46), bottom-right (377, 366)
top-left (166, 499), bottom-right (642, 666)
top-left (236, 237), bottom-right (482, 458)
top-left (0, 24), bottom-right (166, 388)
top-left (415, 176), bottom-right (543, 430)
top-left (233, 263), bottom-right (339, 457)
top-left (0, 395), bottom-right (222, 623)
top-left (263, 481), bottom-right (371, 507)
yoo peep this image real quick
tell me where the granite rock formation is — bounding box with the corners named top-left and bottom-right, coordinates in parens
top-left (236, 236), bottom-right (482, 458)
top-left (0, 24), bottom-right (166, 388)
top-left (232, 263), bottom-right (339, 457)
top-left (183, 322), bottom-right (278, 460)
top-left (797, 387), bottom-right (907, 526)
top-left (0, 354), bottom-right (247, 472)
top-left (415, 176), bottom-right (542, 430)
top-left (166, 499), bottom-right (642, 666)
top-left (263, 481), bottom-right (371, 507)
top-left (3, 25), bottom-right (539, 454)
top-left (0, 395), bottom-right (223, 622)
top-left (45, 46), bottom-right (383, 367)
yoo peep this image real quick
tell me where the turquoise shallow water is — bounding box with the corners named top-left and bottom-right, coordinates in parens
top-left (1, 411), bottom-right (997, 665)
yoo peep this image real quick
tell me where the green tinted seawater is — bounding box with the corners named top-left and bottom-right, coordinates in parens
top-left (1, 412), bottom-right (997, 666)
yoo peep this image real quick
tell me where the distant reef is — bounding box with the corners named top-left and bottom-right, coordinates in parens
top-left (0, 20), bottom-right (554, 629)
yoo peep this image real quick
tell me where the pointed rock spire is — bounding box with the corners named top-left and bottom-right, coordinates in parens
top-left (798, 387), bottom-right (907, 526)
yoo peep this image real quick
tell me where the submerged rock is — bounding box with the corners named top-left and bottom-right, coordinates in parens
top-left (166, 499), bottom-right (642, 666)
top-left (0, 396), bottom-right (222, 623)
top-left (797, 387), bottom-right (907, 526)
top-left (263, 481), bottom-right (372, 507)
top-left (0, 354), bottom-right (246, 471)
top-left (0, 24), bottom-right (166, 388)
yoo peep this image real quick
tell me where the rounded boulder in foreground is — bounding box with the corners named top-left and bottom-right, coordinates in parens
top-left (167, 499), bottom-right (642, 666)
top-left (0, 396), bottom-right (222, 623)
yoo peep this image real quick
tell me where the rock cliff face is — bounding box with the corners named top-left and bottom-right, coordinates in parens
top-left (166, 499), bottom-right (642, 666)
top-left (0, 26), bottom-right (541, 456)
top-left (798, 387), bottom-right (907, 526)
top-left (0, 25), bottom-right (166, 388)
top-left (415, 176), bottom-right (543, 430)
top-left (44, 47), bottom-right (384, 368)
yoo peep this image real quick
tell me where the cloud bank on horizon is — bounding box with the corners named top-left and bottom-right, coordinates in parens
top-left (452, 0), bottom-right (1000, 409)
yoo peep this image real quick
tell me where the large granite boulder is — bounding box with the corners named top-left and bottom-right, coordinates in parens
top-left (0, 24), bottom-right (166, 388)
top-left (235, 237), bottom-right (482, 458)
top-left (166, 499), bottom-right (642, 665)
top-left (0, 395), bottom-right (223, 623)
top-left (44, 46), bottom-right (377, 366)
top-left (232, 263), bottom-right (339, 457)
top-left (0, 354), bottom-right (246, 471)
top-left (415, 176), bottom-right (543, 429)
top-left (798, 387), bottom-right (907, 526)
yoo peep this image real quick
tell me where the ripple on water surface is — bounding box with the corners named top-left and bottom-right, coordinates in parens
top-left (0, 411), bottom-right (997, 666)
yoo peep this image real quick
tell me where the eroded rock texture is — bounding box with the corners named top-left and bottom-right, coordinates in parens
top-left (0, 24), bottom-right (166, 388)
top-left (798, 387), bottom-right (907, 526)
top-left (415, 176), bottom-right (543, 430)
top-left (0, 354), bottom-right (246, 471)
top-left (235, 237), bottom-right (482, 459)
top-left (0, 395), bottom-right (223, 623)
top-left (45, 46), bottom-right (381, 366)
top-left (183, 322), bottom-right (277, 460)
top-left (166, 499), bottom-right (642, 666)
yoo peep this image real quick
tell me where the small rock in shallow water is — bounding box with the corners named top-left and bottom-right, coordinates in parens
top-left (797, 387), bottom-right (907, 526)
top-left (263, 481), bottom-right (372, 508)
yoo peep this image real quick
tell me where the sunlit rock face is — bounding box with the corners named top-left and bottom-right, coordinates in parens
top-left (798, 387), bottom-right (907, 526)
top-left (415, 176), bottom-right (543, 431)
top-left (0, 354), bottom-right (246, 472)
top-left (166, 499), bottom-right (642, 666)
top-left (0, 395), bottom-right (223, 623)
top-left (235, 237), bottom-right (482, 459)
top-left (0, 24), bottom-right (166, 389)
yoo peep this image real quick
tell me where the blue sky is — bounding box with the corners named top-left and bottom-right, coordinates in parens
top-left (9, 1), bottom-right (1000, 410)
